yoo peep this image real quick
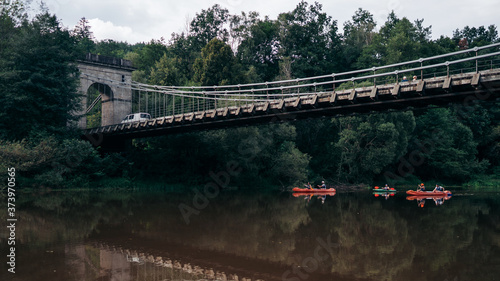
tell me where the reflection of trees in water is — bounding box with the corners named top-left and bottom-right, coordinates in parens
top-left (302, 196), bottom-right (415, 280)
top-left (130, 191), bottom-right (311, 265)
top-left (395, 196), bottom-right (493, 281)
top-left (2, 191), bottom-right (500, 281)
top-left (408, 201), bottom-right (480, 270)
top-left (0, 191), bottom-right (134, 247)
top-left (453, 203), bottom-right (500, 281)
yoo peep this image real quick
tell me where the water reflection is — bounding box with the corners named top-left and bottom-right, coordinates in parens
top-left (292, 192), bottom-right (336, 205)
top-left (373, 191), bottom-right (396, 200)
top-left (406, 195), bottom-right (452, 207)
top-left (0, 189), bottom-right (499, 281)
top-left (65, 243), bottom-right (243, 281)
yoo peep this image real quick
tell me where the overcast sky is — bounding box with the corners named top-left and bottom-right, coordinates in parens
top-left (40, 0), bottom-right (500, 44)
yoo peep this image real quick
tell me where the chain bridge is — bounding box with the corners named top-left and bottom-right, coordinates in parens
top-left (77, 43), bottom-right (500, 148)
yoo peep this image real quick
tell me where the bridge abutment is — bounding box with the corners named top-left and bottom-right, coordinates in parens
top-left (76, 54), bottom-right (135, 129)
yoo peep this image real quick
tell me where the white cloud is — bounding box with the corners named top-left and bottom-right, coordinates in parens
top-left (87, 18), bottom-right (144, 43)
top-left (42, 0), bottom-right (500, 44)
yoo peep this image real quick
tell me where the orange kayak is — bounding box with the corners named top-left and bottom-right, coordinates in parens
top-left (293, 192), bottom-right (336, 197)
top-left (292, 187), bottom-right (336, 193)
top-left (406, 190), bottom-right (452, 196)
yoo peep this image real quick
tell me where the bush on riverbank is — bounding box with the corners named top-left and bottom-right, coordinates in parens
top-left (0, 136), bottom-right (133, 188)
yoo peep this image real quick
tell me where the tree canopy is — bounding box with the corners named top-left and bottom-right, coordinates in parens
top-left (1, 0), bottom-right (499, 188)
top-left (0, 5), bottom-right (80, 140)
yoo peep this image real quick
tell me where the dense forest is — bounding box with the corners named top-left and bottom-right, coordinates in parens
top-left (0, 1), bottom-right (499, 189)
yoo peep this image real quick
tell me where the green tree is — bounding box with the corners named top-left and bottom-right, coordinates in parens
top-left (269, 141), bottom-right (310, 186)
top-left (277, 1), bottom-right (342, 77)
top-left (93, 39), bottom-right (136, 58)
top-left (149, 54), bottom-right (184, 86)
top-left (228, 11), bottom-right (260, 51)
top-left (72, 17), bottom-right (96, 55)
top-left (332, 112), bottom-right (415, 183)
top-left (237, 17), bottom-right (280, 82)
top-left (193, 38), bottom-right (240, 86)
top-left (166, 32), bottom-right (201, 83)
top-left (452, 25), bottom-right (499, 47)
top-left (342, 8), bottom-right (376, 70)
top-left (356, 12), bottom-right (433, 68)
top-left (129, 39), bottom-right (168, 73)
top-left (189, 4), bottom-right (230, 51)
top-left (0, 10), bottom-right (80, 140)
top-left (409, 108), bottom-right (488, 182)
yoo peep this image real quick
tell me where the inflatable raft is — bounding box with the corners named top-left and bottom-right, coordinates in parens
top-left (406, 190), bottom-right (452, 196)
top-left (292, 187), bottom-right (336, 193)
top-left (373, 188), bottom-right (396, 192)
top-left (292, 192), bottom-right (336, 197)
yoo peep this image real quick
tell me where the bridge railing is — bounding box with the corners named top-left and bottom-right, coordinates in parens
top-left (82, 53), bottom-right (134, 69)
top-left (80, 43), bottom-right (500, 119)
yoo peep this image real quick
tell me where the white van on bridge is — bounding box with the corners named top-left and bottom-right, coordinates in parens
top-left (121, 113), bottom-right (151, 123)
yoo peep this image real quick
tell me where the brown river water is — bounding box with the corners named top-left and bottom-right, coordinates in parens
top-left (1, 188), bottom-right (499, 281)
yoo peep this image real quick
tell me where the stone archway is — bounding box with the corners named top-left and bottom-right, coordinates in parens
top-left (76, 54), bottom-right (135, 129)
top-left (85, 82), bottom-right (113, 128)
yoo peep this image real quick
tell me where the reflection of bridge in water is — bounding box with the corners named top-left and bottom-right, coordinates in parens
top-left (66, 240), bottom-right (313, 281)
top-left (79, 43), bottom-right (500, 148)
top-left (66, 243), bottom-right (245, 281)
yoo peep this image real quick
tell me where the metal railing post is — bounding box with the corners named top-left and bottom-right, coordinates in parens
top-left (419, 58), bottom-right (423, 80)
top-left (475, 47), bottom-right (479, 73)
top-left (332, 74), bottom-right (335, 92)
top-left (266, 82), bottom-right (269, 101)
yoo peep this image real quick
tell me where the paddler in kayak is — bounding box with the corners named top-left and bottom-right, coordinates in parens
top-left (383, 184), bottom-right (390, 190)
top-left (304, 182), bottom-right (314, 190)
top-left (317, 181), bottom-right (326, 189)
top-left (417, 183), bottom-right (425, 192)
top-left (433, 184), bottom-right (444, 192)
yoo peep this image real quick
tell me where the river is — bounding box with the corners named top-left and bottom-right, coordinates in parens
top-left (1, 187), bottom-right (500, 281)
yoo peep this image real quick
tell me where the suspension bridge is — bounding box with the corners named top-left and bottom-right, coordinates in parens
top-left (78, 43), bottom-right (500, 147)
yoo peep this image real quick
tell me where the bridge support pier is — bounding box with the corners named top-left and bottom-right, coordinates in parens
top-left (76, 54), bottom-right (135, 129)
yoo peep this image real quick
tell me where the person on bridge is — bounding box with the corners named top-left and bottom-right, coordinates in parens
top-left (402, 76), bottom-right (408, 82)
top-left (433, 184), bottom-right (444, 192)
top-left (412, 75), bottom-right (417, 81)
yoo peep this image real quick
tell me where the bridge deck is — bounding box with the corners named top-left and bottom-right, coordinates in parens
top-left (84, 69), bottom-right (500, 140)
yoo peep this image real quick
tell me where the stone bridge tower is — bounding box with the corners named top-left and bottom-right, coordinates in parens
top-left (76, 54), bottom-right (135, 129)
